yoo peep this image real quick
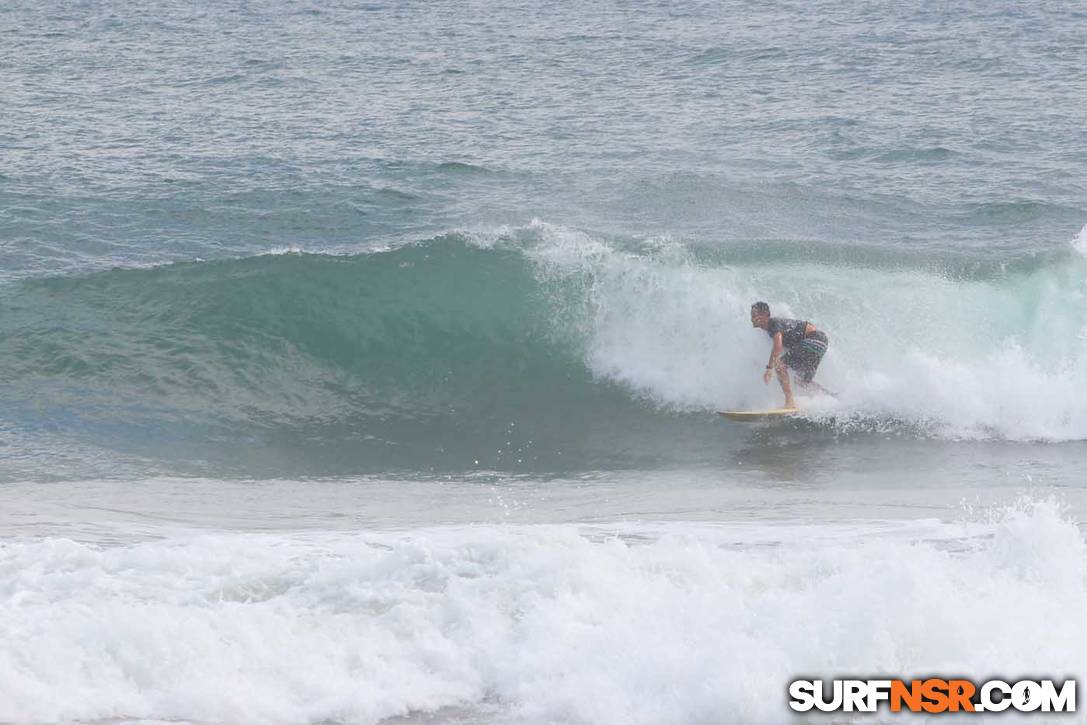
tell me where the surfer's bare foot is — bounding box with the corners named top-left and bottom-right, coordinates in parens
top-left (785, 399), bottom-right (797, 409)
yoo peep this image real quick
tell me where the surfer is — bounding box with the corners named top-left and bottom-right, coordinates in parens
top-left (749, 302), bottom-right (830, 408)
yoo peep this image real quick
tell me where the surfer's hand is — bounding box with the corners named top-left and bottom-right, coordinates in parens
top-left (763, 369), bottom-right (772, 384)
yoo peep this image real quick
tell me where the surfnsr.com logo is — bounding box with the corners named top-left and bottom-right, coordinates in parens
top-left (789, 678), bottom-right (1076, 714)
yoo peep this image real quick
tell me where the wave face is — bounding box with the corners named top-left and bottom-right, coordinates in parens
top-left (1, 499), bottom-right (1084, 724)
top-left (3, 223), bottom-right (1087, 474)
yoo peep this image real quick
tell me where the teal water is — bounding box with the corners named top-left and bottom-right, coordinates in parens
top-left (2, 2), bottom-right (1087, 723)
top-left (4, 225), bottom-right (1087, 478)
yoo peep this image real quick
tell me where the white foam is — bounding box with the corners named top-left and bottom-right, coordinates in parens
top-left (1073, 223), bottom-right (1087, 257)
top-left (1, 499), bottom-right (1084, 724)
top-left (524, 221), bottom-right (1087, 441)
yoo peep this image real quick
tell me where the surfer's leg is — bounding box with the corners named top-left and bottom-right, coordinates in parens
top-left (799, 379), bottom-right (833, 395)
top-left (773, 359), bottom-right (796, 408)
top-left (792, 333), bottom-right (829, 395)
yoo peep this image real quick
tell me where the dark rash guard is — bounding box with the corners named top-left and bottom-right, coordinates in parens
top-left (766, 317), bottom-right (808, 349)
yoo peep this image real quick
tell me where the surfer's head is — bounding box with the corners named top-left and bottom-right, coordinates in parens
top-left (750, 301), bottom-right (770, 328)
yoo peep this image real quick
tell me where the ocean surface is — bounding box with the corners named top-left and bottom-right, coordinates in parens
top-left (2, 1), bottom-right (1087, 723)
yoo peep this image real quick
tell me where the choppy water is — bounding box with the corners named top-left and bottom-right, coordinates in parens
top-left (2, 1), bottom-right (1086, 723)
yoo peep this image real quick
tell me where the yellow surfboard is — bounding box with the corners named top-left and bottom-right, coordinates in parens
top-left (717, 408), bottom-right (799, 421)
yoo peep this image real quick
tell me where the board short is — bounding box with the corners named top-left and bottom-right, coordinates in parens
top-left (782, 331), bottom-right (828, 383)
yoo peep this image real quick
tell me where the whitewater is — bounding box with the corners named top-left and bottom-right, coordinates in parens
top-left (3, 0), bottom-right (1087, 722)
top-left (3, 480), bottom-right (1086, 725)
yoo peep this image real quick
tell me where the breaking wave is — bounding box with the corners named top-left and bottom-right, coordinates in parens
top-left (2, 221), bottom-right (1087, 473)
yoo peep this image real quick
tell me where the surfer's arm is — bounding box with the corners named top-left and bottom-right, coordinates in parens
top-left (763, 332), bottom-right (784, 383)
top-left (768, 332), bottom-right (784, 368)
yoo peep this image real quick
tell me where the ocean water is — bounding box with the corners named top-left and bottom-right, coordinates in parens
top-left (2, 1), bottom-right (1086, 723)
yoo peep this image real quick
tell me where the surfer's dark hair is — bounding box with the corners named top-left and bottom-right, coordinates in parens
top-left (751, 301), bottom-right (770, 316)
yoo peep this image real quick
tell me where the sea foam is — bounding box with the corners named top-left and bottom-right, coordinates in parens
top-left (1, 498), bottom-right (1084, 724)
top-left (524, 221), bottom-right (1087, 441)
